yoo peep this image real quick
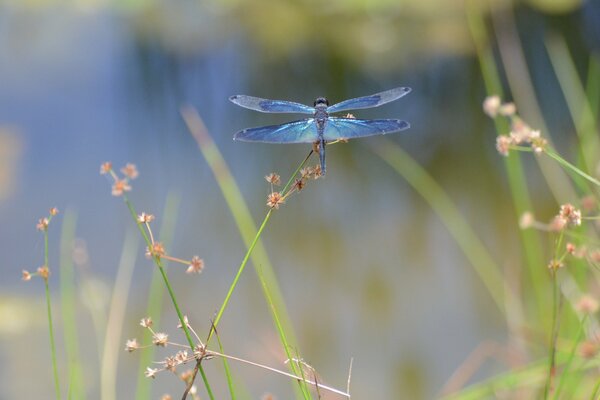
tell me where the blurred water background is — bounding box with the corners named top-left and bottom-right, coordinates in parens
top-left (0, 0), bottom-right (597, 398)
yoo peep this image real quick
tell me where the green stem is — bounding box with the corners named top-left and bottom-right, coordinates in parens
top-left (553, 316), bottom-right (587, 400)
top-left (44, 228), bottom-right (61, 400)
top-left (544, 271), bottom-right (560, 399)
top-left (208, 151), bottom-right (313, 341)
top-left (544, 149), bottom-right (600, 188)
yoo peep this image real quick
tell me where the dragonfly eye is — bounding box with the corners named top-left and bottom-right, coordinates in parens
top-left (314, 97), bottom-right (329, 107)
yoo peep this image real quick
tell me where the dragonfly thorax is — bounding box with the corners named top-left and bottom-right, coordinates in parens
top-left (313, 97), bottom-right (329, 107)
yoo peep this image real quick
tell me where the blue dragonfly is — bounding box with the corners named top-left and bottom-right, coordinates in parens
top-left (230, 86), bottom-right (411, 175)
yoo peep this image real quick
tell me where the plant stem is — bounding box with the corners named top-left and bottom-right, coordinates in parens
top-left (44, 227), bottom-right (61, 400)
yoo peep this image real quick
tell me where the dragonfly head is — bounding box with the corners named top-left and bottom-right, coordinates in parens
top-left (314, 97), bottom-right (329, 107)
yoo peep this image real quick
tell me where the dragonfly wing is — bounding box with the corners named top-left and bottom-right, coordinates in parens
top-left (229, 95), bottom-right (315, 114)
top-left (233, 119), bottom-right (319, 143)
top-left (327, 87), bottom-right (411, 113)
top-left (323, 118), bottom-right (410, 141)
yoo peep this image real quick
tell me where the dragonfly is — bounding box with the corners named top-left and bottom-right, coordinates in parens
top-left (229, 86), bottom-right (411, 175)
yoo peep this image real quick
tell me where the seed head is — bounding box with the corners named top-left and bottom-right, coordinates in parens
top-left (100, 162), bottom-right (112, 175)
top-left (265, 173), bottom-right (281, 186)
top-left (496, 135), bottom-right (512, 157)
top-left (519, 212), bottom-right (535, 229)
top-left (547, 259), bottom-right (564, 272)
top-left (121, 163), bottom-right (139, 180)
top-left (37, 265), bottom-right (50, 279)
top-left (22, 270), bottom-right (31, 281)
top-left (559, 203), bottom-right (582, 227)
top-left (579, 341), bottom-right (599, 359)
top-left (576, 295), bottom-right (599, 314)
top-left (186, 256), bottom-right (204, 274)
top-left (267, 192), bottom-right (285, 209)
top-left (36, 218), bottom-right (49, 231)
top-left (137, 213), bottom-right (155, 224)
top-left (152, 332), bottom-right (169, 347)
top-left (111, 179), bottom-right (131, 197)
top-left (125, 338), bottom-right (140, 352)
top-left (483, 95), bottom-right (502, 118)
top-left (145, 367), bottom-right (158, 379)
top-left (146, 242), bottom-right (165, 258)
top-left (140, 317), bottom-right (153, 328)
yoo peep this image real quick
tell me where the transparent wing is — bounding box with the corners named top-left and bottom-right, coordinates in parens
top-left (233, 119), bottom-right (319, 143)
top-left (229, 95), bottom-right (315, 114)
top-left (323, 118), bottom-right (410, 141)
top-left (327, 87), bottom-right (411, 113)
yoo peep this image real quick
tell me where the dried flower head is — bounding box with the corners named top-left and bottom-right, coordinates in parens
top-left (590, 250), bottom-right (600, 263)
top-left (265, 173), bottom-right (281, 186)
top-left (152, 332), bottom-right (169, 347)
top-left (22, 270), bottom-right (31, 281)
top-left (164, 356), bottom-right (177, 372)
top-left (581, 195), bottom-right (596, 212)
top-left (49, 207), bottom-right (59, 216)
top-left (294, 178), bottom-right (305, 192)
top-left (125, 338), bottom-right (140, 352)
top-left (576, 295), bottom-right (599, 314)
top-left (140, 317), bottom-right (153, 328)
top-left (36, 218), bottom-right (49, 231)
top-left (138, 213), bottom-right (155, 224)
top-left (549, 216), bottom-right (567, 232)
top-left (483, 95), bottom-right (502, 118)
top-left (121, 163), bottom-right (139, 180)
top-left (579, 341), bottom-right (599, 359)
top-left (146, 242), bottom-right (165, 258)
top-left (186, 256), bottom-right (204, 274)
top-left (145, 367), bottom-right (158, 379)
top-left (112, 179), bottom-right (131, 197)
top-left (100, 162), bottom-right (112, 175)
top-left (547, 259), bottom-right (564, 272)
top-left (175, 350), bottom-right (189, 364)
top-left (559, 203), bottom-right (582, 227)
top-left (519, 212), bottom-right (535, 229)
top-left (267, 192), bottom-right (285, 209)
top-left (510, 118), bottom-right (532, 143)
top-left (496, 135), bottom-right (512, 157)
top-left (37, 265), bottom-right (50, 279)
top-left (531, 135), bottom-right (547, 154)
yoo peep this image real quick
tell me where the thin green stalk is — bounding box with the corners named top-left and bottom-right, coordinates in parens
top-left (215, 330), bottom-right (236, 400)
top-left (544, 271), bottom-right (561, 399)
top-left (209, 151), bottom-right (312, 337)
top-left (553, 316), bottom-right (587, 400)
top-left (257, 269), bottom-right (312, 400)
top-left (545, 149), bottom-right (600, 188)
top-left (590, 379), bottom-right (600, 400)
top-left (44, 223), bottom-right (62, 400)
top-left (60, 210), bottom-right (84, 399)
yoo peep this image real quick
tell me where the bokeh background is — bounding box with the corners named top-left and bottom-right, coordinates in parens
top-left (0, 0), bottom-right (597, 398)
